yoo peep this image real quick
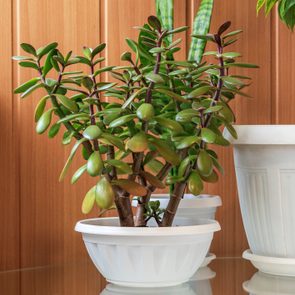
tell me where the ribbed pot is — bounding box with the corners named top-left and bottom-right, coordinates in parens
top-left (75, 217), bottom-right (220, 288)
top-left (225, 125), bottom-right (295, 258)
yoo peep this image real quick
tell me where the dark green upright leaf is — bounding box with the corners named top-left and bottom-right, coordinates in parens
top-left (188, 0), bottom-right (214, 63)
top-left (156, 0), bottom-right (174, 45)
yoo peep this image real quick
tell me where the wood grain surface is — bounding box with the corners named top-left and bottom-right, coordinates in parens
top-left (1, 0), bottom-right (294, 282)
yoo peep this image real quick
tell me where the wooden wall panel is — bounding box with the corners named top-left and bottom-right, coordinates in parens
top-left (0, 0), bottom-right (20, 272)
top-left (15, 0), bottom-right (102, 271)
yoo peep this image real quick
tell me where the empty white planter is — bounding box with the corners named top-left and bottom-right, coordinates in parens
top-left (225, 125), bottom-right (295, 275)
top-left (75, 217), bottom-right (220, 287)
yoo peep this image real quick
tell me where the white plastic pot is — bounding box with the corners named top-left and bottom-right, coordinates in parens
top-left (132, 194), bottom-right (222, 220)
top-left (243, 271), bottom-right (295, 295)
top-left (225, 125), bottom-right (295, 275)
top-left (75, 217), bottom-right (220, 288)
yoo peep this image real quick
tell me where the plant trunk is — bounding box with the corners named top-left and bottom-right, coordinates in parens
top-left (161, 182), bottom-right (187, 227)
top-left (113, 186), bottom-right (134, 227)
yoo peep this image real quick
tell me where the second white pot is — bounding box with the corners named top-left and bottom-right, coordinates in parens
top-left (225, 125), bottom-right (295, 276)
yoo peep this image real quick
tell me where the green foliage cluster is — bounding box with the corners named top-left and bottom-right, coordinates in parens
top-left (257, 0), bottom-right (295, 30)
top-left (13, 16), bottom-right (257, 227)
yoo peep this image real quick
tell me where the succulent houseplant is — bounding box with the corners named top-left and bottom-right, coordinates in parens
top-left (13, 15), bottom-right (257, 227)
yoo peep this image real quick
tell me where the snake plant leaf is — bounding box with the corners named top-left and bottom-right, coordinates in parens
top-left (112, 179), bottom-right (147, 196)
top-left (34, 95), bottom-right (49, 122)
top-left (109, 114), bottom-right (136, 128)
top-left (188, 171), bottom-right (204, 195)
top-left (188, 0), bottom-right (214, 63)
top-left (14, 77), bottom-right (40, 94)
top-left (37, 42), bottom-right (58, 59)
top-left (95, 177), bottom-right (115, 209)
top-left (59, 138), bottom-right (88, 181)
top-left (82, 185), bottom-right (96, 214)
top-left (155, 88), bottom-right (187, 103)
top-left (154, 117), bottom-right (184, 134)
top-left (140, 171), bottom-right (165, 189)
top-left (156, 0), bottom-right (174, 45)
top-left (87, 151), bottom-right (103, 177)
top-left (201, 128), bottom-right (216, 143)
top-left (36, 108), bottom-right (55, 134)
top-left (71, 164), bottom-right (87, 184)
top-left (83, 125), bottom-right (102, 140)
top-left (106, 159), bottom-right (132, 175)
top-left (149, 139), bottom-right (181, 165)
top-left (54, 94), bottom-right (79, 112)
top-left (48, 123), bottom-right (61, 138)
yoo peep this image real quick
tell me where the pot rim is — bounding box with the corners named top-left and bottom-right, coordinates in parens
top-left (132, 194), bottom-right (221, 209)
top-left (75, 217), bottom-right (220, 236)
top-left (224, 124), bottom-right (295, 145)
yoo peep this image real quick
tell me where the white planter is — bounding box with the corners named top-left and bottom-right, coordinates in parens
top-left (132, 194), bottom-right (222, 220)
top-left (75, 217), bottom-right (220, 287)
top-left (243, 271), bottom-right (295, 295)
top-left (224, 125), bottom-right (295, 275)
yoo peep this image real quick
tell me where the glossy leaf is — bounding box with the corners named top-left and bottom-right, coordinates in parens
top-left (109, 114), bottom-right (136, 128)
top-left (54, 94), bottom-right (79, 112)
top-left (34, 96), bottom-right (48, 122)
top-left (36, 108), bottom-right (54, 134)
top-left (71, 164), bottom-right (87, 184)
top-left (201, 128), bottom-right (216, 143)
top-left (154, 117), bottom-right (184, 134)
top-left (87, 151), bottom-right (104, 177)
top-left (14, 77), bottom-right (40, 94)
top-left (95, 177), bottom-right (115, 209)
top-left (48, 123), bottom-right (61, 138)
top-left (140, 171), bottom-right (165, 188)
top-left (83, 125), bottom-right (102, 140)
top-left (106, 159), bottom-right (132, 174)
top-left (82, 186), bottom-right (96, 214)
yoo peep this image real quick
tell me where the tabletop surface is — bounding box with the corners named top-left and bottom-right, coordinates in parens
top-left (1, 256), bottom-right (294, 295)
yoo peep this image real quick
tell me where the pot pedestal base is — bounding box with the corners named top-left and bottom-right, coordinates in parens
top-left (243, 249), bottom-right (295, 277)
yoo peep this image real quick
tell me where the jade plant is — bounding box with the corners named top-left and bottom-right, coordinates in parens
top-left (13, 16), bottom-right (257, 227)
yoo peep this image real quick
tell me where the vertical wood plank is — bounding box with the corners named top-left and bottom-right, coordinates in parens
top-left (15, 0), bottom-right (102, 284)
top-left (0, 0), bottom-right (20, 273)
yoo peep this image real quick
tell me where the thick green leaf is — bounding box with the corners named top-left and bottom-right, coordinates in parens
top-left (87, 151), bottom-right (103, 177)
top-left (106, 159), bottom-right (132, 174)
top-left (20, 43), bottom-right (36, 56)
top-left (188, 0), bottom-right (214, 63)
top-left (57, 113), bottom-right (89, 124)
top-left (21, 83), bottom-right (42, 98)
top-left (175, 136), bottom-right (200, 149)
top-left (201, 128), bottom-right (216, 143)
top-left (149, 139), bottom-right (181, 165)
top-left (154, 117), bottom-right (184, 134)
top-left (100, 133), bottom-right (125, 150)
top-left (14, 77), bottom-right (40, 94)
top-left (43, 49), bottom-right (57, 76)
top-left (48, 123), bottom-right (61, 138)
top-left (71, 164), bottom-right (87, 184)
top-left (109, 114), bottom-right (136, 128)
top-left (122, 87), bottom-right (147, 109)
top-left (145, 72), bottom-right (165, 83)
top-left (91, 43), bottom-right (106, 58)
top-left (54, 94), bottom-right (79, 112)
top-left (83, 125), bottom-right (102, 140)
top-left (175, 109), bottom-right (199, 122)
top-left (82, 186), bottom-right (96, 214)
top-left (140, 171), bottom-right (165, 188)
top-left (19, 61), bottom-right (38, 70)
top-left (34, 96), bottom-right (48, 122)
top-left (59, 138), bottom-right (88, 181)
top-left (155, 88), bottom-right (187, 102)
top-left (36, 108), bottom-right (55, 134)
top-left (95, 177), bottom-right (115, 209)
top-left (188, 85), bottom-right (211, 98)
top-left (37, 42), bottom-right (58, 58)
